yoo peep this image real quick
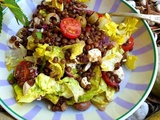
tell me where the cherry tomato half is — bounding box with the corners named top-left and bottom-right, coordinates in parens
top-left (98, 13), bottom-right (103, 18)
top-left (122, 37), bottom-right (134, 51)
top-left (66, 0), bottom-right (71, 3)
top-left (14, 61), bottom-right (37, 87)
top-left (60, 17), bottom-right (81, 39)
top-left (102, 71), bottom-right (119, 87)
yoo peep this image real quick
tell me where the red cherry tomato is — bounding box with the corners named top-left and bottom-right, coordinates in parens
top-left (122, 37), bottom-right (134, 51)
top-left (66, 0), bottom-right (71, 3)
top-left (60, 17), bottom-right (81, 39)
top-left (98, 13), bottom-right (103, 18)
top-left (14, 61), bottom-right (37, 87)
top-left (102, 71), bottom-right (119, 87)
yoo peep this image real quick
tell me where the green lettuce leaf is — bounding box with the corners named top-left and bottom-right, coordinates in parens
top-left (33, 43), bottom-right (49, 59)
top-left (90, 66), bottom-right (101, 88)
top-left (35, 31), bottom-right (42, 40)
top-left (13, 83), bottom-right (45, 103)
top-left (13, 84), bottom-right (23, 101)
top-left (33, 44), bottom-right (65, 63)
top-left (62, 41), bottom-right (85, 60)
top-left (125, 54), bottom-right (138, 70)
top-left (5, 44), bottom-right (27, 71)
top-left (61, 77), bottom-right (84, 102)
top-left (78, 66), bottom-right (102, 102)
top-left (91, 92), bottom-right (108, 110)
top-left (46, 46), bottom-right (65, 79)
top-left (101, 17), bottom-right (138, 45)
top-left (35, 73), bottom-right (59, 94)
top-left (35, 73), bottom-right (84, 102)
top-left (18, 84), bottom-right (45, 103)
top-left (77, 66), bottom-right (115, 110)
top-left (26, 35), bottom-right (37, 50)
top-left (66, 63), bottom-right (79, 78)
top-left (101, 44), bottom-right (124, 71)
top-left (91, 80), bottom-right (115, 110)
top-left (36, 74), bottom-right (73, 99)
top-left (48, 62), bottom-right (64, 79)
top-left (33, 44), bottom-right (65, 79)
top-left (45, 46), bottom-right (64, 60)
top-left (51, 0), bottom-right (64, 11)
top-left (44, 94), bottom-right (59, 104)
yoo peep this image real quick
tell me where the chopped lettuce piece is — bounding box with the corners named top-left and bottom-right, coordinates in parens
top-left (125, 54), bottom-right (138, 70)
top-left (13, 84), bottom-right (23, 101)
top-left (5, 44), bottom-right (27, 71)
top-left (78, 76), bottom-right (115, 109)
top-left (48, 61), bottom-right (64, 79)
top-left (35, 73), bottom-right (84, 102)
top-left (61, 77), bottom-right (84, 102)
top-left (35, 73), bottom-right (59, 94)
top-left (101, 44), bottom-right (124, 71)
top-left (66, 63), bottom-right (79, 78)
top-left (44, 94), bottom-right (59, 104)
top-left (39, 10), bottom-right (47, 17)
top-left (45, 46), bottom-right (64, 60)
top-left (5, 56), bottom-right (21, 71)
top-left (67, 66), bottom-right (115, 110)
top-left (98, 13), bottom-right (112, 29)
top-left (18, 84), bottom-right (45, 103)
top-left (26, 35), bottom-right (37, 50)
top-left (51, 62), bottom-right (65, 79)
top-left (51, 0), bottom-right (64, 11)
top-left (46, 0), bottom-right (52, 2)
top-left (72, 65), bottom-right (101, 103)
top-left (7, 73), bottom-right (15, 82)
top-left (101, 17), bottom-right (138, 45)
top-left (103, 21), bottom-right (118, 36)
top-left (78, 88), bottom-right (99, 103)
top-left (33, 44), bottom-right (65, 79)
top-left (105, 85), bottom-right (116, 102)
top-left (33, 44), bottom-right (64, 62)
top-left (35, 31), bottom-right (42, 40)
top-left (91, 78), bottom-right (115, 110)
top-left (118, 17), bottom-right (139, 35)
top-left (66, 97), bottom-right (76, 105)
top-left (59, 83), bottom-right (73, 99)
top-left (62, 41), bottom-right (85, 60)
top-left (46, 46), bottom-right (65, 79)
top-left (13, 83), bottom-right (45, 103)
top-left (89, 66), bottom-right (101, 88)
top-left (91, 92), bottom-right (109, 110)
top-left (24, 56), bottom-right (35, 63)
top-left (33, 43), bottom-right (49, 59)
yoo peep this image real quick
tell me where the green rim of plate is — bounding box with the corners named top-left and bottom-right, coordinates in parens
top-left (118, 0), bottom-right (158, 119)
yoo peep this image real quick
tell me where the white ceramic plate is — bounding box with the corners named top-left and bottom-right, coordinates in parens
top-left (0, 0), bottom-right (158, 120)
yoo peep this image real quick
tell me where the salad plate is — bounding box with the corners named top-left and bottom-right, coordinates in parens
top-left (0, 0), bottom-right (158, 120)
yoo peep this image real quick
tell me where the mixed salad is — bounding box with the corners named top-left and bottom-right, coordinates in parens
top-left (5, 0), bottom-right (138, 111)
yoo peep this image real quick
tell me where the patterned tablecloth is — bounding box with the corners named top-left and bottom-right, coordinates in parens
top-left (1, 0), bottom-right (160, 120)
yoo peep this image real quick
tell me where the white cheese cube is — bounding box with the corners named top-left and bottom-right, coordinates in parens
top-left (81, 77), bottom-right (91, 88)
top-left (88, 48), bottom-right (101, 62)
top-left (114, 67), bottom-right (124, 80)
